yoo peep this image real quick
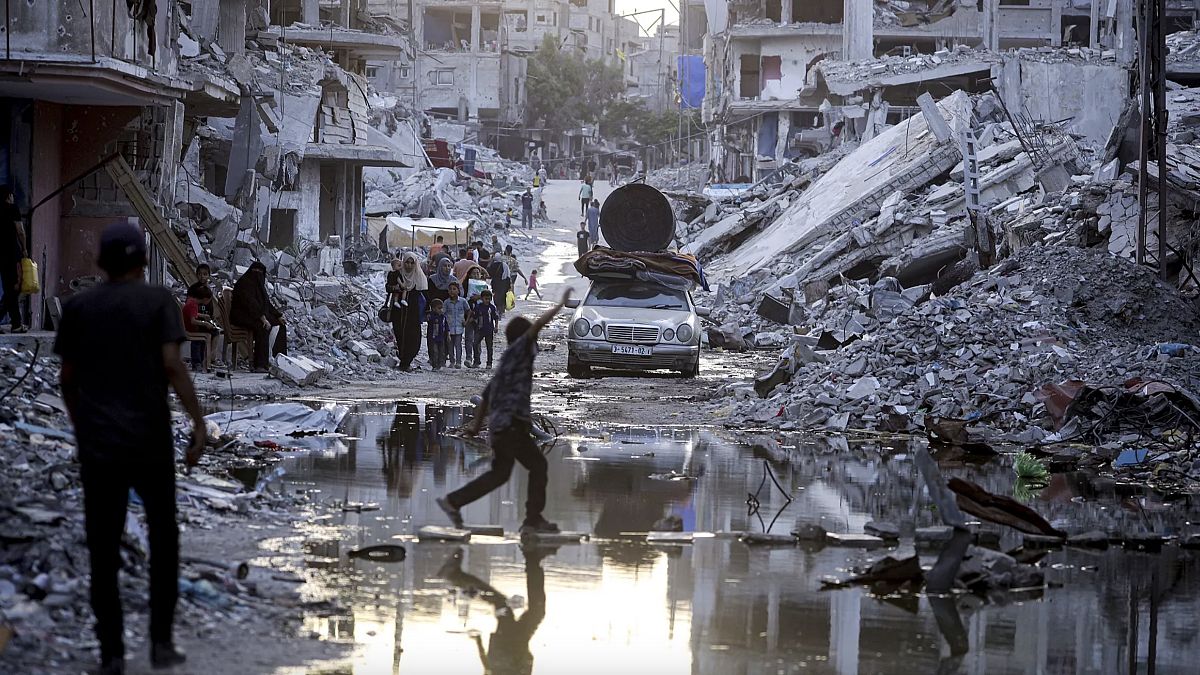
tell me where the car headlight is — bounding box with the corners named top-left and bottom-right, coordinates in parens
top-left (677, 324), bottom-right (694, 343)
top-left (663, 328), bottom-right (675, 342)
top-left (590, 324), bottom-right (603, 338)
top-left (572, 318), bottom-right (590, 337)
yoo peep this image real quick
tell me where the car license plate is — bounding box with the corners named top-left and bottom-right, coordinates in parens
top-left (612, 344), bottom-right (653, 356)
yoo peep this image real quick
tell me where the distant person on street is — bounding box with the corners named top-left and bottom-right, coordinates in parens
top-left (387, 252), bottom-right (428, 371)
top-left (452, 248), bottom-right (476, 282)
top-left (0, 185), bottom-right (28, 333)
top-left (538, 166), bottom-right (548, 186)
top-left (437, 289), bottom-right (573, 536)
top-left (467, 289), bottom-right (500, 368)
top-left (579, 178), bottom-right (594, 216)
top-left (429, 235), bottom-right (449, 265)
top-left (502, 245), bottom-right (527, 293)
top-left (521, 189), bottom-right (533, 230)
top-left (487, 254), bottom-right (511, 317)
top-left (443, 281), bottom-right (469, 368)
top-left (56, 222), bottom-right (206, 675)
top-left (525, 269), bottom-right (542, 300)
top-left (577, 221), bottom-right (591, 257)
top-left (427, 256), bottom-right (455, 305)
top-left (586, 199), bottom-right (601, 246)
top-left (426, 298), bottom-right (448, 371)
top-left (230, 261), bottom-right (288, 372)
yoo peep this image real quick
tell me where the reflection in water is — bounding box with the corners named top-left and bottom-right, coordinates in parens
top-left (276, 403), bottom-right (1200, 674)
top-left (439, 545), bottom-right (551, 675)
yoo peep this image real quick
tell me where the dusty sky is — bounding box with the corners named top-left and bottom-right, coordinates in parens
top-left (616, 0), bottom-right (680, 36)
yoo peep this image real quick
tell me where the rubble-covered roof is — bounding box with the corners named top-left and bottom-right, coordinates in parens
top-left (816, 45), bottom-right (1117, 96)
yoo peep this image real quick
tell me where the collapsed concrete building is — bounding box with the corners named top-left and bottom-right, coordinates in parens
top-left (698, 0), bottom-right (1175, 182)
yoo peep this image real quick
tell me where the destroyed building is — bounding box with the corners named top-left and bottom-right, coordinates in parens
top-left (700, 0), bottom-right (1159, 182)
top-left (0, 0), bottom-right (192, 329)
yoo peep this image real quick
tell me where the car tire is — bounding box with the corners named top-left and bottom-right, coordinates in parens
top-left (681, 355), bottom-right (700, 378)
top-left (567, 354), bottom-right (590, 379)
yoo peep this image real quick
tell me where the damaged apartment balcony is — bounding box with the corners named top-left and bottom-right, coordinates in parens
top-left (0, 54), bottom-right (189, 107)
top-left (0, 0), bottom-right (189, 104)
top-left (261, 25), bottom-right (408, 60)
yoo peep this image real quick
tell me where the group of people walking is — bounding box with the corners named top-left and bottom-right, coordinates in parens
top-left (384, 239), bottom-right (537, 372)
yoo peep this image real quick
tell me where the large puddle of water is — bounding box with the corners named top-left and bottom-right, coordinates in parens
top-left (251, 401), bottom-right (1200, 674)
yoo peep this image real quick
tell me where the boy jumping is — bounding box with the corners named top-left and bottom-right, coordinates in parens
top-left (437, 288), bottom-right (572, 536)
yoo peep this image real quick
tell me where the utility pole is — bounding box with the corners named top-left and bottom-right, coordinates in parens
top-left (1136, 0), bottom-right (1169, 279)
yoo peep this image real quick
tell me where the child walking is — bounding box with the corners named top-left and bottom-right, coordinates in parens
top-left (443, 281), bottom-right (469, 368)
top-left (467, 290), bottom-right (500, 369)
top-left (437, 289), bottom-right (574, 536)
top-left (524, 270), bottom-right (542, 300)
top-left (426, 298), bottom-right (449, 370)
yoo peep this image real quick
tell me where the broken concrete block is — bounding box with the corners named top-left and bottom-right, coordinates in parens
top-left (417, 526), bottom-right (471, 542)
top-left (864, 521), bottom-right (900, 540)
top-left (1066, 530), bottom-right (1110, 549)
top-left (741, 532), bottom-right (797, 545)
top-left (915, 526), bottom-right (954, 546)
top-left (846, 376), bottom-right (880, 400)
top-left (792, 523), bottom-right (827, 542)
top-left (312, 280), bottom-right (342, 303)
top-left (347, 340), bottom-right (382, 362)
top-left (825, 533), bottom-right (886, 549)
top-left (647, 531), bottom-right (694, 544)
top-left (271, 355), bottom-right (322, 386)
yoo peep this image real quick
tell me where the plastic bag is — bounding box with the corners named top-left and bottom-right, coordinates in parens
top-left (505, 289), bottom-right (515, 311)
top-left (19, 258), bottom-right (39, 294)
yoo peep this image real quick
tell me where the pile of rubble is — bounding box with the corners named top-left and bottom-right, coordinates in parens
top-left (645, 164), bottom-right (710, 192)
top-left (0, 348), bottom-right (337, 670)
top-left (716, 244), bottom-right (1200, 478)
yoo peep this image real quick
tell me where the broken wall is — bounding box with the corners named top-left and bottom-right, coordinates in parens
top-left (733, 35), bottom-right (840, 101)
top-left (1011, 57), bottom-right (1128, 147)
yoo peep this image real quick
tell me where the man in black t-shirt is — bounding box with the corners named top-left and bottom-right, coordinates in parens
top-left (55, 223), bottom-right (207, 675)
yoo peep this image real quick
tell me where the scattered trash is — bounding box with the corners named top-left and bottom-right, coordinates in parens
top-left (348, 544), bottom-right (407, 563)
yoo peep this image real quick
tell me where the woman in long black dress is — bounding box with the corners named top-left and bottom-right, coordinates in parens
top-left (385, 252), bottom-right (427, 371)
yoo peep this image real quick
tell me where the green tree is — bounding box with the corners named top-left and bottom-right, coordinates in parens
top-left (526, 35), bottom-right (626, 134)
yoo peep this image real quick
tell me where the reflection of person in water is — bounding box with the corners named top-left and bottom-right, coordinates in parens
top-left (439, 546), bottom-right (552, 675)
top-left (382, 403), bottom-right (422, 498)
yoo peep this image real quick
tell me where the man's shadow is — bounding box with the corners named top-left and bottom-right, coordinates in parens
top-left (439, 545), bottom-right (555, 675)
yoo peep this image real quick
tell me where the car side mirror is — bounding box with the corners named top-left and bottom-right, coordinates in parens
top-left (696, 306), bottom-right (711, 317)
top-left (566, 298), bottom-right (581, 309)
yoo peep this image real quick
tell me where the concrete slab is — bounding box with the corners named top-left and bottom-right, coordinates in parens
top-left (647, 531), bottom-right (694, 544)
top-left (418, 526), bottom-right (471, 542)
top-left (741, 532), bottom-right (797, 545)
top-left (465, 525), bottom-right (504, 537)
top-left (825, 533), bottom-right (887, 548)
top-left (519, 531), bottom-right (588, 544)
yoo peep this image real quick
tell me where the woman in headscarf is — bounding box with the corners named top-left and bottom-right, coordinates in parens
top-left (386, 252), bottom-right (428, 371)
top-left (231, 261), bottom-right (288, 371)
top-left (426, 257), bottom-right (455, 305)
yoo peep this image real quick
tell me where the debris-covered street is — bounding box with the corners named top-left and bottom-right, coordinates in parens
top-left (5, 0), bottom-right (1200, 673)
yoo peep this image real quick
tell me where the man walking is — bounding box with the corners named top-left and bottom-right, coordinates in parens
top-left (437, 289), bottom-right (573, 536)
top-left (55, 222), bottom-right (207, 674)
top-left (520, 189), bottom-right (534, 230)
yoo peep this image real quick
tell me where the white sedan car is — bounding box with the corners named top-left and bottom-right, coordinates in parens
top-left (565, 279), bottom-right (708, 378)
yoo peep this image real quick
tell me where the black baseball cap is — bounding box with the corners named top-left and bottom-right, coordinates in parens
top-left (97, 222), bottom-right (147, 274)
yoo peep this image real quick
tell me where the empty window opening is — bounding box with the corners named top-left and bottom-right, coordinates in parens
top-left (739, 54), bottom-right (761, 98)
top-left (792, 0), bottom-right (843, 23)
top-left (766, 0), bottom-right (782, 22)
top-left (268, 210), bottom-right (297, 249)
top-left (762, 55), bottom-right (782, 81)
top-left (424, 9), bottom-right (472, 51)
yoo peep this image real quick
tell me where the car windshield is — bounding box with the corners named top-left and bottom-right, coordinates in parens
top-left (586, 281), bottom-right (689, 310)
